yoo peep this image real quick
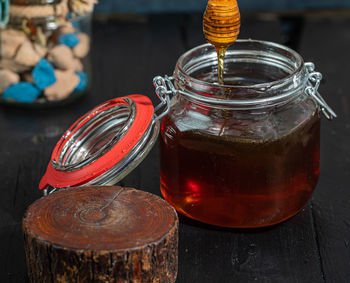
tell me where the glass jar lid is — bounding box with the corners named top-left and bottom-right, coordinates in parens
top-left (39, 95), bottom-right (160, 191)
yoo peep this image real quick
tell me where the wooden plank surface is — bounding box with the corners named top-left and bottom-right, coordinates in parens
top-left (0, 14), bottom-right (348, 283)
top-left (299, 18), bottom-right (350, 283)
top-left (94, 0), bottom-right (350, 14)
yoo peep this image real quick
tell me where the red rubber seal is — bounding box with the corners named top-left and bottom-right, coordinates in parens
top-left (39, 95), bottom-right (154, 191)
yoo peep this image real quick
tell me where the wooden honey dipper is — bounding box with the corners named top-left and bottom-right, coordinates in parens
top-left (203, 0), bottom-right (241, 84)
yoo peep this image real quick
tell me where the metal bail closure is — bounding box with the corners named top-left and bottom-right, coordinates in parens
top-left (40, 95), bottom-right (162, 194)
top-left (305, 62), bottom-right (337, 120)
top-left (153, 75), bottom-right (174, 122)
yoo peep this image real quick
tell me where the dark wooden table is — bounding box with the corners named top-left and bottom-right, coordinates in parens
top-left (0, 14), bottom-right (349, 283)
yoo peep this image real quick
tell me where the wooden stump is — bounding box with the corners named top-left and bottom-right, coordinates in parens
top-left (23, 186), bottom-right (178, 283)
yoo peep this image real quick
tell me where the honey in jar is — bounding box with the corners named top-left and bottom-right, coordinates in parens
top-left (160, 109), bottom-right (320, 228)
top-left (158, 40), bottom-right (326, 228)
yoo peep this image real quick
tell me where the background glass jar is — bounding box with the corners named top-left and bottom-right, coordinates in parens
top-left (159, 40), bottom-right (334, 228)
top-left (0, 0), bottom-right (94, 107)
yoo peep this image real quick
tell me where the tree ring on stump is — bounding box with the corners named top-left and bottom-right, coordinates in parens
top-left (23, 186), bottom-right (179, 282)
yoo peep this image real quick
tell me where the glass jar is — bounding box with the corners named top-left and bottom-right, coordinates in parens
top-left (38, 39), bottom-right (335, 228)
top-left (0, 0), bottom-right (94, 107)
top-left (158, 40), bottom-right (336, 228)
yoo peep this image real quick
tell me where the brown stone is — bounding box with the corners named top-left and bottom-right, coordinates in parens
top-left (0, 69), bottom-right (20, 93)
top-left (44, 69), bottom-right (79, 101)
top-left (47, 45), bottom-right (75, 70)
top-left (0, 29), bottom-right (28, 58)
top-left (14, 42), bottom-right (41, 67)
top-left (73, 58), bottom-right (83, 72)
top-left (0, 58), bottom-right (31, 73)
top-left (70, 0), bottom-right (95, 16)
top-left (33, 43), bottom-right (47, 58)
top-left (73, 33), bottom-right (90, 58)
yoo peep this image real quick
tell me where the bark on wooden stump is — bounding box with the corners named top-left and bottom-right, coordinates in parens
top-left (23, 186), bottom-right (178, 283)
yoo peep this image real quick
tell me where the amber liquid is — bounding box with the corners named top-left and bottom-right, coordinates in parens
top-left (203, 0), bottom-right (241, 84)
top-left (160, 113), bottom-right (320, 228)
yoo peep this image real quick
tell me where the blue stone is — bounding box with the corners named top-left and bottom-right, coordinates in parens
top-left (3, 82), bottom-right (41, 103)
top-left (65, 12), bottom-right (73, 20)
top-left (32, 58), bottom-right (56, 90)
top-left (72, 21), bottom-right (80, 29)
top-left (75, 72), bottom-right (87, 92)
top-left (59, 33), bottom-right (80, 48)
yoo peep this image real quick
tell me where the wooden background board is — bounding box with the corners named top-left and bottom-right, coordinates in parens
top-left (93, 0), bottom-right (350, 14)
top-left (0, 13), bottom-right (349, 282)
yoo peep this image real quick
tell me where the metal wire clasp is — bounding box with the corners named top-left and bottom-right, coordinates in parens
top-left (43, 187), bottom-right (57, 196)
top-left (305, 62), bottom-right (337, 120)
top-left (152, 75), bottom-right (176, 123)
top-left (153, 67), bottom-right (337, 121)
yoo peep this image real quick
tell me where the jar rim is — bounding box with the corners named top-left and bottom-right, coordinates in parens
top-left (174, 40), bottom-right (308, 108)
top-left (176, 39), bottom-right (304, 89)
top-left (7, 6), bottom-right (92, 31)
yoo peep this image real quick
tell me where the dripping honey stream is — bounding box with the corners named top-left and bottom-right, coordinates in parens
top-left (203, 0), bottom-right (241, 85)
top-left (203, 0), bottom-right (241, 135)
